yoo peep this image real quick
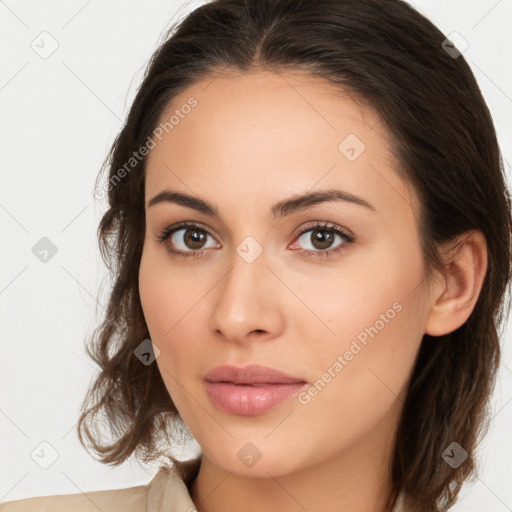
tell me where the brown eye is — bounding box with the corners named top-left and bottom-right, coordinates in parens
top-left (181, 228), bottom-right (207, 249)
top-left (289, 221), bottom-right (355, 258)
top-left (156, 222), bottom-right (220, 257)
top-left (309, 229), bottom-right (335, 250)
top-left (297, 226), bottom-right (347, 252)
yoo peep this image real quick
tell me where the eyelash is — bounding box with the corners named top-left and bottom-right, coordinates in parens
top-left (155, 221), bottom-right (355, 260)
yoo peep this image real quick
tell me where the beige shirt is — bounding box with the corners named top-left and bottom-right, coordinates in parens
top-left (0, 457), bottom-right (407, 511)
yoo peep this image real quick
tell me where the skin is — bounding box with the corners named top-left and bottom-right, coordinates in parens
top-left (138, 69), bottom-right (487, 512)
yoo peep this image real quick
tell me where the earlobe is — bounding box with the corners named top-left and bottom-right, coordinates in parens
top-left (424, 230), bottom-right (488, 337)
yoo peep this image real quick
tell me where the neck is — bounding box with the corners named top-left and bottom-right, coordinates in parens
top-left (189, 407), bottom-right (400, 512)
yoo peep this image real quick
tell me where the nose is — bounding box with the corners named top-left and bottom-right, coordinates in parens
top-left (207, 246), bottom-right (286, 344)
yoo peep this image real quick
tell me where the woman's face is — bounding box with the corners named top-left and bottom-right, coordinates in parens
top-left (139, 70), bottom-right (432, 477)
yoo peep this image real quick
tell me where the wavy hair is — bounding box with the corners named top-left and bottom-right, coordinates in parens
top-left (77, 1), bottom-right (512, 510)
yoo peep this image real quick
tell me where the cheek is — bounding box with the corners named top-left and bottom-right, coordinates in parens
top-left (139, 249), bottom-right (193, 407)
top-left (138, 244), bottom-right (210, 380)
top-left (139, 265), bottom-right (168, 339)
top-left (138, 244), bottom-right (192, 339)
top-left (288, 240), bottom-right (423, 344)
top-left (294, 241), bottom-right (426, 402)
top-left (294, 297), bottom-right (424, 460)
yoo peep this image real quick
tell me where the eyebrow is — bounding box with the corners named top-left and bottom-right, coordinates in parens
top-left (147, 188), bottom-right (377, 220)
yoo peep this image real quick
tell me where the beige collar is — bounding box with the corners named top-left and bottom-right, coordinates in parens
top-left (146, 458), bottom-right (201, 511)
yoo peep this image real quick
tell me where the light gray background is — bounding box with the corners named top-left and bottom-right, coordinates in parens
top-left (1, 0), bottom-right (511, 509)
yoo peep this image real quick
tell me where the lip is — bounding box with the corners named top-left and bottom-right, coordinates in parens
top-left (204, 364), bottom-right (306, 385)
top-left (204, 364), bottom-right (307, 416)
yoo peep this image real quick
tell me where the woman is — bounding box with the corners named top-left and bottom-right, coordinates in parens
top-left (2, 0), bottom-right (510, 511)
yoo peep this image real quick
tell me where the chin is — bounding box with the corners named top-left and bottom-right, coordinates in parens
top-left (202, 442), bottom-right (312, 479)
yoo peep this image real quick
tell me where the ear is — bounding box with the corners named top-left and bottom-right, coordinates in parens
top-left (424, 230), bottom-right (488, 337)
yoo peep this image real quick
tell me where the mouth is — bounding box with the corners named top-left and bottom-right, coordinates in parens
top-left (204, 380), bottom-right (307, 415)
top-left (214, 381), bottom-right (302, 386)
top-left (203, 363), bottom-right (306, 385)
top-left (203, 364), bottom-right (307, 416)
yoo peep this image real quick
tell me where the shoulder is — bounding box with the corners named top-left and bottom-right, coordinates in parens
top-left (0, 484), bottom-right (147, 512)
top-left (0, 458), bottom-right (202, 512)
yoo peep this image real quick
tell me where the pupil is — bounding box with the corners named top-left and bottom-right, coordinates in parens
top-left (185, 229), bottom-right (205, 249)
top-left (312, 229), bottom-right (333, 250)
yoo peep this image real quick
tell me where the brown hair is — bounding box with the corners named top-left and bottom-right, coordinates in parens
top-left (77, 1), bottom-right (512, 510)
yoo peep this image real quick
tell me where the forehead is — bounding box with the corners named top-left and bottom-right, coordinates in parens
top-left (144, 69), bottom-right (416, 222)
